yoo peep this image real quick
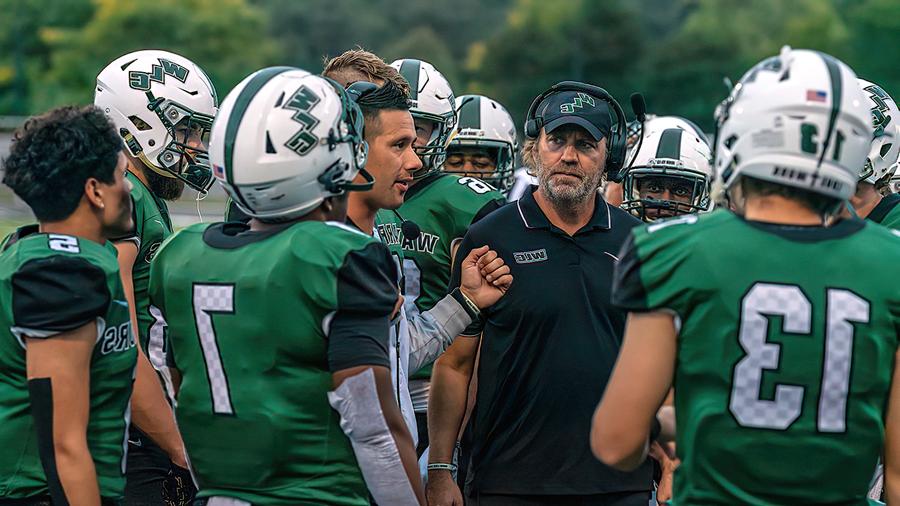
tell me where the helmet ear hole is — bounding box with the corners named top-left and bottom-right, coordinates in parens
top-left (129, 115), bottom-right (153, 131)
top-left (881, 143), bottom-right (893, 157)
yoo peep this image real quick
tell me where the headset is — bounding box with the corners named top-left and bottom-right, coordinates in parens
top-left (524, 81), bottom-right (628, 174)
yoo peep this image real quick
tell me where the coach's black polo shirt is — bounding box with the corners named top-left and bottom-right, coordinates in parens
top-left (449, 187), bottom-right (651, 496)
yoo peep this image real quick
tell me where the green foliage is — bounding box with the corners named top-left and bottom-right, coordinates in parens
top-left (0, 0), bottom-right (94, 114)
top-left (845, 0), bottom-right (900, 96)
top-left (643, 0), bottom-right (851, 130)
top-left (471, 0), bottom-right (646, 127)
top-left (29, 0), bottom-right (278, 112)
top-left (1, 0), bottom-right (899, 140)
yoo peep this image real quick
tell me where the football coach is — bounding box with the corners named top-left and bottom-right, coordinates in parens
top-left (426, 82), bottom-right (653, 506)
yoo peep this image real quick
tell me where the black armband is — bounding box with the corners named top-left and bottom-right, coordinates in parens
top-left (28, 378), bottom-right (70, 506)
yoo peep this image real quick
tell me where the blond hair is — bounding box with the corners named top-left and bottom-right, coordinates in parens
top-left (322, 48), bottom-right (410, 95)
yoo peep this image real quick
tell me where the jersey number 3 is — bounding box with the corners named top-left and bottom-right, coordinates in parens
top-left (729, 282), bottom-right (869, 433)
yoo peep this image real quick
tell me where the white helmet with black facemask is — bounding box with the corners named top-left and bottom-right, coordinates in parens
top-left (714, 46), bottom-right (872, 211)
top-left (621, 116), bottom-right (713, 221)
top-left (209, 68), bottom-right (371, 222)
top-left (95, 49), bottom-right (218, 193)
top-left (447, 94), bottom-right (518, 192)
top-left (390, 58), bottom-right (456, 179)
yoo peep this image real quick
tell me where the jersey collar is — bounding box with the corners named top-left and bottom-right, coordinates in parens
top-left (740, 214), bottom-right (865, 242)
top-left (866, 193), bottom-right (900, 224)
top-left (515, 186), bottom-right (612, 233)
top-left (402, 172), bottom-right (444, 202)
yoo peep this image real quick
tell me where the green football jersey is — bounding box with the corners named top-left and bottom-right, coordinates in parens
top-left (867, 192), bottom-right (900, 230)
top-left (120, 171), bottom-right (172, 354)
top-left (148, 220), bottom-right (398, 506)
top-left (613, 210), bottom-right (900, 505)
top-left (0, 227), bottom-right (136, 499)
top-left (375, 209), bottom-right (406, 260)
top-left (399, 173), bottom-right (504, 380)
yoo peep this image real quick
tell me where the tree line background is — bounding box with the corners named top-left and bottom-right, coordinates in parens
top-left (1, 0), bottom-right (899, 133)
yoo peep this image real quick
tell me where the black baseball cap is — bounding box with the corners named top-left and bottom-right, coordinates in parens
top-left (536, 91), bottom-right (613, 141)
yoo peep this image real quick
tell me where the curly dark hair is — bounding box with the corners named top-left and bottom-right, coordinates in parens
top-left (2, 105), bottom-right (123, 222)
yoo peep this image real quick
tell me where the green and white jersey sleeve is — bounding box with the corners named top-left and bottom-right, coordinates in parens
top-left (0, 230), bottom-right (136, 500)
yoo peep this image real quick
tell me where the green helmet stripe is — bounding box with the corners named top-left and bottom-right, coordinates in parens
top-left (399, 60), bottom-right (421, 100)
top-left (816, 52), bottom-right (843, 168)
top-left (656, 128), bottom-right (683, 160)
top-left (458, 96), bottom-right (481, 130)
top-left (223, 66), bottom-right (293, 205)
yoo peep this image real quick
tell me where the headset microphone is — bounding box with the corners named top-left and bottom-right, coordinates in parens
top-left (393, 210), bottom-right (421, 241)
top-left (630, 92), bottom-right (647, 123)
top-left (624, 93), bottom-right (648, 176)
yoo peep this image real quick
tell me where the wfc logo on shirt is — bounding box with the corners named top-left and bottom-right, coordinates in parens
top-left (514, 248), bottom-right (548, 264)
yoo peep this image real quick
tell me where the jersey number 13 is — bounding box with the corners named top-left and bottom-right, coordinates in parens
top-left (729, 282), bottom-right (868, 433)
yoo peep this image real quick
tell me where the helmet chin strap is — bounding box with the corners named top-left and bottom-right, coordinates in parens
top-left (342, 167), bottom-right (375, 192)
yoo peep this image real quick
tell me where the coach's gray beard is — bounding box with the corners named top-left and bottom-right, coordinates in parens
top-left (537, 161), bottom-right (602, 209)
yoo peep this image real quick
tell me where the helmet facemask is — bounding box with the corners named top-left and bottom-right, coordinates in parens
top-left (445, 139), bottom-right (515, 191)
top-left (131, 91), bottom-right (216, 193)
top-left (412, 107), bottom-right (456, 178)
top-left (622, 164), bottom-right (711, 222)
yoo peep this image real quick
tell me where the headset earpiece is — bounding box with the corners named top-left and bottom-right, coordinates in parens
top-left (524, 117), bottom-right (542, 139)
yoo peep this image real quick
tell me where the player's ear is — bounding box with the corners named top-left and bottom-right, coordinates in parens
top-left (83, 177), bottom-right (106, 211)
top-left (321, 197), bottom-right (334, 214)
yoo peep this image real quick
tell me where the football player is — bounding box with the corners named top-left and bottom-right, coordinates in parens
top-left (0, 106), bottom-right (136, 504)
top-left (149, 68), bottom-right (423, 505)
top-left (95, 49), bottom-right (217, 504)
top-left (323, 58), bottom-right (513, 469)
top-left (390, 58), bottom-right (508, 454)
top-left (849, 79), bottom-right (900, 228)
top-left (445, 95), bottom-right (518, 194)
top-left (619, 116), bottom-right (713, 221)
top-left (592, 47), bottom-right (900, 505)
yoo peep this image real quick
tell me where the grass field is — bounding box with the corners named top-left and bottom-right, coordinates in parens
top-left (0, 217), bottom-right (30, 240)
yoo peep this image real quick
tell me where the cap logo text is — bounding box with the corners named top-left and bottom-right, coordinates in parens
top-left (559, 93), bottom-right (595, 114)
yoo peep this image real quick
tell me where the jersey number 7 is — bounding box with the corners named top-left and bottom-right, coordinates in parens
top-left (193, 283), bottom-right (236, 415)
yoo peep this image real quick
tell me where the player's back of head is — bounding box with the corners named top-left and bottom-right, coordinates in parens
top-left (714, 46), bottom-right (872, 216)
top-left (209, 67), bottom-right (371, 223)
top-left (3, 105), bottom-right (122, 222)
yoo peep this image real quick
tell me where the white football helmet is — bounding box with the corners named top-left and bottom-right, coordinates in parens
top-left (209, 67), bottom-right (370, 222)
top-left (714, 46), bottom-right (872, 203)
top-left (390, 58), bottom-right (456, 178)
top-left (621, 115), bottom-right (713, 221)
top-left (446, 94), bottom-right (518, 191)
top-left (95, 50), bottom-right (218, 192)
top-left (858, 79), bottom-right (900, 185)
